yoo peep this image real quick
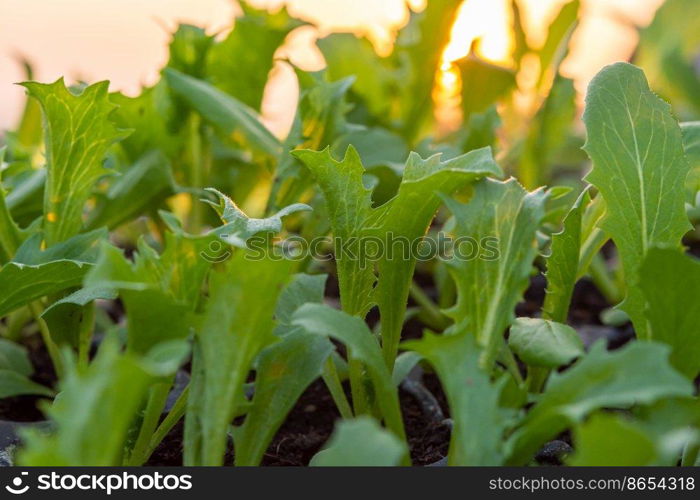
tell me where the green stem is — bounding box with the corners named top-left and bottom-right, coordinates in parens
top-left (526, 366), bottom-right (549, 393)
top-left (500, 341), bottom-right (524, 386)
top-left (144, 386), bottom-right (190, 464)
top-left (28, 301), bottom-right (63, 378)
top-left (347, 354), bottom-right (369, 415)
top-left (589, 253), bottom-right (623, 305)
top-left (77, 301), bottom-right (95, 370)
top-left (409, 281), bottom-right (450, 331)
top-left (126, 381), bottom-right (172, 466)
top-left (321, 357), bottom-right (353, 419)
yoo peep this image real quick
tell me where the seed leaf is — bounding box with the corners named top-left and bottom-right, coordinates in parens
top-left (508, 318), bottom-right (584, 368)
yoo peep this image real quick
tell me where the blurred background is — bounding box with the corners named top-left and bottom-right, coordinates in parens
top-left (0, 0), bottom-right (669, 133)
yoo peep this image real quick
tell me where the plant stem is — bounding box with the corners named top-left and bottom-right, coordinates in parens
top-left (500, 341), bottom-right (525, 387)
top-left (144, 386), bottom-right (190, 464)
top-left (28, 301), bottom-right (63, 378)
top-left (126, 382), bottom-right (172, 466)
top-left (589, 253), bottom-right (623, 305)
top-left (409, 281), bottom-right (450, 331)
top-left (321, 358), bottom-right (353, 419)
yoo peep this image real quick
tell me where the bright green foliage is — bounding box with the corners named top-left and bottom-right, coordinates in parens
top-left (506, 341), bottom-right (693, 464)
top-left (536, 0), bottom-right (580, 88)
top-left (18, 337), bottom-right (153, 465)
top-left (404, 331), bottom-right (507, 465)
top-left (185, 252), bottom-right (294, 465)
top-left (310, 417), bottom-right (408, 466)
top-left (233, 330), bottom-right (333, 466)
top-left (583, 62), bottom-right (692, 339)
top-left (443, 178), bottom-right (547, 369)
top-left (542, 188), bottom-right (589, 322)
top-left (21, 79), bottom-right (127, 246)
top-left (293, 147), bottom-right (376, 317)
top-left (164, 68), bottom-right (281, 157)
top-left (208, 3), bottom-right (303, 110)
top-left (508, 318), bottom-right (584, 368)
top-left (0, 339), bottom-right (53, 399)
top-left (369, 148), bottom-right (502, 367)
top-left (639, 247), bottom-right (700, 379)
top-left (458, 56), bottom-right (516, 119)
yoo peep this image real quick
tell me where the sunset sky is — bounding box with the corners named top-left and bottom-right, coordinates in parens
top-left (0, 0), bottom-right (664, 131)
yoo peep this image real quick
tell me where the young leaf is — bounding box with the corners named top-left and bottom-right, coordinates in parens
top-left (0, 339), bottom-right (33, 376)
top-left (21, 79), bottom-right (128, 246)
top-left (582, 62), bottom-right (692, 339)
top-left (164, 68), bottom-right (281, 157)
top-left (508, 318), bottom-right (584, 369)
top-left (17, 337), bottom-right (153, 466)
top-left (536, 0), bottom-right (580, 88)
top-left (542, 188), bottom-right (589, 322)
top-left (0, 147), bottom-right (23, 263)
top-left (370, 148), bottom-right (502, 367)
top-left (639, 247), bottom-right (700, 379)
top-left (403, 331), bottom-right (507, 465)
top-left (443, 178), bottom-right (547, 369)
top-left (274, 273), bottom-right (328, 325)
top-left (292, 147), bottom-right (376, 317)
top-left (458, 56), bottom-right (516, 120)
top-left (185, 252), bottom-right (294, 466)
top-left (291, 303), bottom-right (407, 449)
top-left (233, 330), bottom-right (333, 466)
top-left (310, 417), bottom-right (408, 466)
top-left (0, 370), bottom-right (54, 399)
top-left (506, 341), bottom-right (693, 464)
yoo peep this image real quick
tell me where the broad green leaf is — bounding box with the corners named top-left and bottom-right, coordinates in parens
top-left (185, 252), bottom-right (293, 465)
top-left (233, 330), bottom-right (333, 466)
top-left (582, 62), bottom-right (692, 339)
top-left (291, 303), bottom-right (407, 449)
top-left (508, 318), bottom-right (584, 368)
top-left (369, 148), bottom-right (502, 367)
top-left (207, 3), bottom-right (304, 110)
top-left (404, 331), bottom-right (507, 465)
top-left (542, 188), bottom-right (589, 322)
top-left (639, 247), bottom-right (700, 379)
top-left (443, 178), bottom-right (547, 369)
top-left (41, 287), bottom-right (117, 349)
top-left (164, 68), bottom-right (281, 157)
top-left (87, 151), bottom-right (175, 230)
top-left (458, 55), bottom-right (516, 119)
top-left (18, 337), bottom-right (153, 466)
top-left (275, 273), bottom-right (327, 325)
top-left (0, 339), bottom-right (33, 376)
top-left (0, 370), bottom-right (54, 399)
top-left (569, 413), bottom-right (658, 466)
top-left (0, 229), bottom-right (106, 318)
top-left (21, 79), bottom-right (128, 246)
top-left (292, 147), bottom-right (376, 317)
top-left (205, 188), bottom-right (311, 248)
top-left (506, 341), bottom-right (693, 464)
top-left (310, 417), bottom-right (407, 466)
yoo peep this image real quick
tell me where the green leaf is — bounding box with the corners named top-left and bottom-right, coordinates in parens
top-left (639, 247), bottom-right (700, 379)
top-left (0, 147), bottom-right (23, 263)
top-left (536, 0), bottom-right (579, 89)
top-left (41, 287), bottom-right (117, 349)
top-left (682, 122), bottom-right (700, 193)
top-left (205, 188), bottom-right (311, 248)
top-left (291, 303), bottom-right (407, 450)
top-left (0, 370), bottom-right (54, 399)
top-left (542, 188), bottom-right (589, 322)
top-left (443, 178), bottom-right (547, 369)
top-left (292, 147), bottom-right (376, 317)
top-left (0, 338), bottom-right (33, 376)
top-left (207, 3), bottom-right (304, 110)
top-left (275, 273), bottom-right (327, 325)
top-left (185, 252), bottom-right (293, 465)
top-left (508, 318), bottom-right (584, 368)
top-left (582, 62), bottom-right (692, 339)
top-left (404, 331), bottom-right (507, 465)
top-left (310, 417), bottom-right (407, 466)
top-left (21, 79), bottom-right (128, 246)
top-left (164, 68), bottom-right (281, 157)
top-left (233, 330), bottom-right (333, 465)
top-left (18, 337), bottom-right (153, 466)
top-left (369, 148), bottom-right (502, 367)
top-left (458, 56), bottom-right (516, 119)
top-left (569, 413), bottom-right (658, 466)
top-left (87, 151), bottom-right (175, 230)
top-left (506, 341), bottom-right (693, 464)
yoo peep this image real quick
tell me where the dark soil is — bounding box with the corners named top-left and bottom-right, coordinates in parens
top-left (0, 334), bottom-right (55, 422)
